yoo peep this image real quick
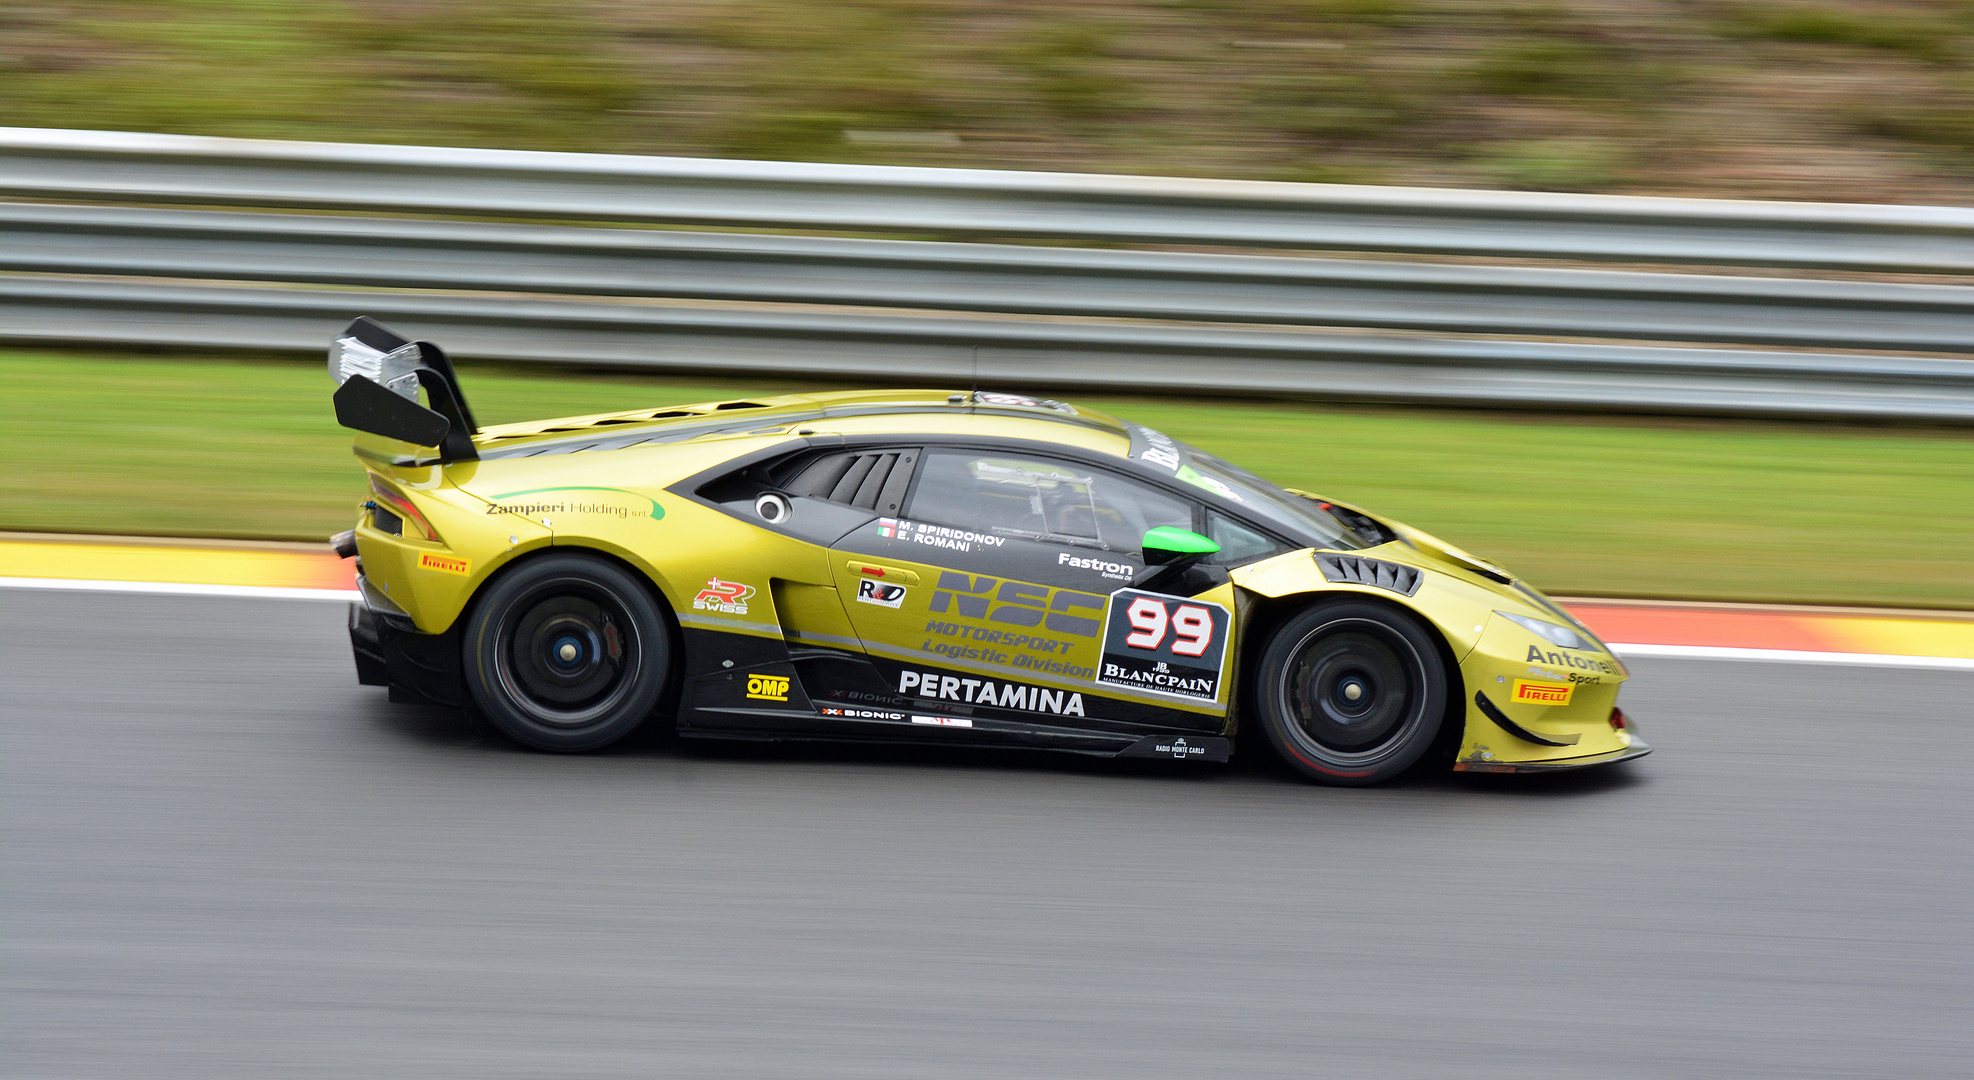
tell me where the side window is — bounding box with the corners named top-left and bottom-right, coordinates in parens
top-left (1207, 512), bottom-right (1287, 565)
top-left (906, 449), bottom-right (1193, 553)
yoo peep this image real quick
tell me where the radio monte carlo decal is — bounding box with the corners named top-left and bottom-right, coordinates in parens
top-left (1096, 588), bottom-right (1232, 702)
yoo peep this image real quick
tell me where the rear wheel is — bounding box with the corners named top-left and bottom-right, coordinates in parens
top-left (1252, 600), bottom-right (1448, 786)
top-left (463, 553), bottom-right (671, 752)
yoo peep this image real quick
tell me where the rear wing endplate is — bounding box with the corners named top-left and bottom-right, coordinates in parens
top-left (328, 317), bottom-right (478, 462)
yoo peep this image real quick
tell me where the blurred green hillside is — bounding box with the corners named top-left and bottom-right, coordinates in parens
top-left (8, 1), bottom-right (1974, 203)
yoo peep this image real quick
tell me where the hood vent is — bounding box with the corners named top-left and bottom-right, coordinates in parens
top-left (1315, 553), bottom-right (1423, 597)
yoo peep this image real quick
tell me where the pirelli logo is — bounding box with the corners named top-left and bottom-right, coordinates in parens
top-left (1511, 679), bottom-right (1574, 707)
top-left (418, 552), bottom-right (470, 576)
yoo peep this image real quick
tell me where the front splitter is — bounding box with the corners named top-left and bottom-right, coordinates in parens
top-left (1452, 738), bottom-right (1653, 774)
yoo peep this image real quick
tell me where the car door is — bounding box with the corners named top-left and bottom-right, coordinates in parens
top-left (826, 446), bottom-right (1238, 745)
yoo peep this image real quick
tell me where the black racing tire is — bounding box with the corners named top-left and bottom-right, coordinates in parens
top-left (462, 552), bottom-right (672, 752)
top-left (1252, 600), bottom-right (1448, 786)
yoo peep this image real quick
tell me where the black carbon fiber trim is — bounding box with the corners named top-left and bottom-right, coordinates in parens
top-left (1473, 690), bottom-right (1579, 747)
top-left (1314, 553), bottom-right (1423, 597)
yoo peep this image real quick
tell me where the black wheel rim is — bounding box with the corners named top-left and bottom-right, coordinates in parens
top-left (1279, 619), bottom-right (1425, 765)
top-left (493, 578), bottom-right (641, 727)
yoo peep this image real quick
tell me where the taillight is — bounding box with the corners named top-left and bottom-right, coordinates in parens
top-left (1609, 706), bottom-right (1627, 730)
top-left (368, 475), bottom-right (441, 542)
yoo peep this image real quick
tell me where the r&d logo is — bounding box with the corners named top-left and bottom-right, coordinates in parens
top-left (856, 578), bottom-right (908, 609)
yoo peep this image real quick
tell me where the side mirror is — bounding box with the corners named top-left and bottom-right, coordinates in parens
top-left (1142, 526), bottom-right (1220, 566)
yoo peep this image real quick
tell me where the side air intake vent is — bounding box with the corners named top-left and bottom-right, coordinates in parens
top-left (1314, 553), bottom-right (1423, 597)
top-left (787, 450), bottom-right (919, 514)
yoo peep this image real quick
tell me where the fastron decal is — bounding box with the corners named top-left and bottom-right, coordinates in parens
top-left (692, 578), bottom-right (756, 615)
top-left (1057, 551), bottom-right (1134, 582)
top-left (898, 670), bottom-right (1085, 716)
top-left (911, 715), bottom-right (973, 728)
top-left (1096, 589), bottom-right (1232, 702)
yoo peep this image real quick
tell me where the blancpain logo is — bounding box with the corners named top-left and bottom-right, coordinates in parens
top-left (1100, 662), bottom-right (1215, 696)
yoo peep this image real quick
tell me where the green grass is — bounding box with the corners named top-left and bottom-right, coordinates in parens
top-left (4, 348), bottom-right (1970, 609)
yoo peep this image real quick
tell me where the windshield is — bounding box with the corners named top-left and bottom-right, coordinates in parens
top-left (1125, 425), bottom-right (1389, 551)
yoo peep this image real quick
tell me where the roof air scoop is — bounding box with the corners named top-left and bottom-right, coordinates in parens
top-left (329, 316), bottom-right (478, 462)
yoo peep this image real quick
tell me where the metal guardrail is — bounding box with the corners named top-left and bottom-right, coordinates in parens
top-left (8, 277), bottom-right (1971, 421)
top-left (7, 127), bottom-right (1974, 272)
top-left (2, 127), bottom-right (1973, 420)
top-left (7, 203), bottom-right (1974, 356)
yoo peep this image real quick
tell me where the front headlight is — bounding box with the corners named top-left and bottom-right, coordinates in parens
top-left (1497, 611), bottom-right (1593, 651)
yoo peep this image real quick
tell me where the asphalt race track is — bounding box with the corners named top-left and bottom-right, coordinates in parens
top-left (4, 589), bottom-right (1969, 1079)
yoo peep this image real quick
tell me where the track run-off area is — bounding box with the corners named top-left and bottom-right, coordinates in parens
top-left (3, 554), bottom-right (1971, 1077)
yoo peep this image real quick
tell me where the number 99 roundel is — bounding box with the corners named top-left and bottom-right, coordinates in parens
top-left (1096, 588), bottom-right (1233, 703)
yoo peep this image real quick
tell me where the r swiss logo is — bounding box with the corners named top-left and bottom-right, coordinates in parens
top-left (692, 578), bottom-right (755, 615)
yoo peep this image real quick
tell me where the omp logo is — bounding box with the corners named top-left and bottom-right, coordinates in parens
top-left (929, 571), bottom-right (1105, 637)
top-left (1512, 680), bottom-right (1574, 707)
top-left (418, 553), bottom-right (470, 575)
top-left (856, 579), bottom-right (907, 608)
top-left (693, 578), bottom-right (755, 615)
top-left (746, 674), bottom-right (790, 702)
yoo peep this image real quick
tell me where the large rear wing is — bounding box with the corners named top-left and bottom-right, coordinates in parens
top-left (328, 317), bottom-right (478, 462)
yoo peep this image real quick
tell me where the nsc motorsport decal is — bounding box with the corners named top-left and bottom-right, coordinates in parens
top-left (1096, 589), bottom-right (1231, 702)
top-left (919, 571), bottom-right (1106, 678)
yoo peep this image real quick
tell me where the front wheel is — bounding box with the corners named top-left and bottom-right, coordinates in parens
top-left (1252, 600), bottom-right (1448, 786)
top-left (463, 553), bottom-right (673, 752)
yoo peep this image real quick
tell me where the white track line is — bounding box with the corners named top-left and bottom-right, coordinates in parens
top-left (1610, 642), bottom-right (1974, 672)
top-left (5, 577), bottom-right (1972, 671)
top-left (0, 577), bottom-right (360, 602)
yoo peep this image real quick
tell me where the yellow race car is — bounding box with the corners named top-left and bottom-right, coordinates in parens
top-left (332, 318), bottom-right (1647, 785)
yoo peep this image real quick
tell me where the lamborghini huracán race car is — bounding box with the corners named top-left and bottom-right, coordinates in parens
top-left (331, 318), bottom-right (1647, 785)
